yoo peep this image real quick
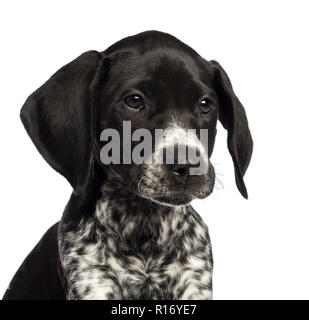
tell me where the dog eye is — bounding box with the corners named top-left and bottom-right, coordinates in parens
top-left (124, 94), bottom-right (144, 109)
top-left (200, 98), bottom-right (214, 114)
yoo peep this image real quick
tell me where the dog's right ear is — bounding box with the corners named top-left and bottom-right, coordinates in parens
top-left (20, 51), bottom-right (108, 194)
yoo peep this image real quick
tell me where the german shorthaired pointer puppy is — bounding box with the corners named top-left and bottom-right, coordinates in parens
top-left (3, 30), bottom-right (253, 300)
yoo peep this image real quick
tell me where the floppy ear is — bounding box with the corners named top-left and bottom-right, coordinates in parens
top-left (20, 51), bottom-right (107, 194)
top-left (209, 60), bottom-right (253, 199)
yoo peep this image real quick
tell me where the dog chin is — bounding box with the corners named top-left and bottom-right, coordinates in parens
top-left (140, 192), bottom-right (202, 207)
top-left (154, 194), bottom-right (194, 207)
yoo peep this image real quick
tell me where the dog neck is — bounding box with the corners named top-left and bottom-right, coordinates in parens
top-left (94, 179), bottom-right (190, 252)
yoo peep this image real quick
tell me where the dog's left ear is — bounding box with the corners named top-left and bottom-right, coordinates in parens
top-left (20, 51), bottom-right (108, 194)
top-left (209, 60), bottom-right (253, 199)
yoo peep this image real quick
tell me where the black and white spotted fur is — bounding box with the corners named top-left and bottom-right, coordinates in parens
top-left (59, 179), bottom-right (213, 300)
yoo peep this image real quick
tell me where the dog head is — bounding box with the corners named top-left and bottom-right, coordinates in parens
top-left (20, 31), bottom-right (253, 206)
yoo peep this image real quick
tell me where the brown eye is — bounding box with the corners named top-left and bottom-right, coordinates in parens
top-left (124, 94), bottom-right (144, 109)
top-left (200, 98), bottom-right (214, 114)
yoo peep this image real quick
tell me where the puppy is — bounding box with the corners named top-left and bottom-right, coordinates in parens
top-left (3, 30), bottom-right (253, 300)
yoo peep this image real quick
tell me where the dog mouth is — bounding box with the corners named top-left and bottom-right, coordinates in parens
top-left (151, 190), bottom-right (212, 206)
top-left (137, 175), bottom-right (214, 206)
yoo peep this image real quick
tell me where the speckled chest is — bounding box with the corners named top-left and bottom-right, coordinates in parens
top-left (60, 199), bottom-right (213, 300)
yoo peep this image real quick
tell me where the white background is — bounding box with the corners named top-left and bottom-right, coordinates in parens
top-left (0, 0), bottom-right (308, 300)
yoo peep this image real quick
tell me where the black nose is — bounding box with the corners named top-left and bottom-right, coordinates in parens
top-left (170, 163), bottom-right (191, 179)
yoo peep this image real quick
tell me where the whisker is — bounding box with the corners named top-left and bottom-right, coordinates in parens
top-left (137, 176), bottom-right (146, 194)
top-left (214, 176), bottom-right (224, 190)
